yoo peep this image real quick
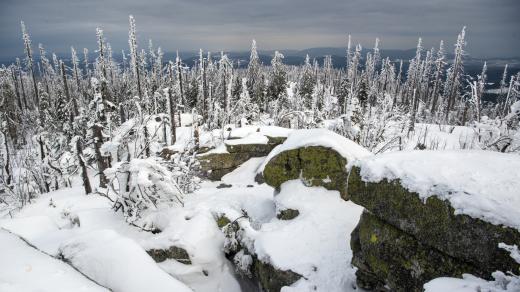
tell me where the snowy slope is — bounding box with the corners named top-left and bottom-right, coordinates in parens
top-left (0, 184), bottom-right (231, 292)
top-left (59, 229), bottom-right (193, 292)
top-left (0, 229), bottom-right (108, 292)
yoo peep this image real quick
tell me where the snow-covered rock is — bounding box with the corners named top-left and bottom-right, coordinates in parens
top-left (58, 229), bottom-right (193, 292)
top-left (348, 150), bottom-right (520, 291)
top-left (260, 128), bottom-right (371, 200)
top-left (198, 127), bottom-right (289, 180)
top-left (351, 150), bottom-right (520, 230)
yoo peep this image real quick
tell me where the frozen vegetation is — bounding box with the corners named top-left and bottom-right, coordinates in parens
top-left (1, 16), bottom-right (520, 292)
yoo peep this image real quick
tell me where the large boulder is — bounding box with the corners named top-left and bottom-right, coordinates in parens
top-left (349, 166), bottom-right (520, 276)
top-left (348, 150), bottom-right (520, 290)
top-left (260, 129), bottom-right (371, 200)
top-left (262, 146), bottom-right (350, 199)
top-left (351, 211), bottom-right (480, 292)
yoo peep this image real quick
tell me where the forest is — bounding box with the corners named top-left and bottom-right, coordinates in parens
top-left (0, 15), bottom-right (520, 292)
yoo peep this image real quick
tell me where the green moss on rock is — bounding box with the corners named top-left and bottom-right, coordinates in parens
top-left (146, 245), bottom-right (191, 264)
top-left (262, 146), bottom-right (350, 200)
top-left (352, 211), bottom-right (480, 292)
top-left (348, 166), bottom-right (520, 276)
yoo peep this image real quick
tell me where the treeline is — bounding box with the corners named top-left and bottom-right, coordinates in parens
top-left (1, 16), bottom-right (519, 215)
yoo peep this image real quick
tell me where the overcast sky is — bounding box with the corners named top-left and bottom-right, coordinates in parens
top-left (1, 0), bottom-right (519, 59)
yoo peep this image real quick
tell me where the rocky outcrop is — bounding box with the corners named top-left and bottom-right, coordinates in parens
top-left (198, 135), bottom-right (285, 180)
top-left (214, 214), bottom-right (302, 291)
top-left (351, 211), bottom-right (480, 291)
top-left (348, 166), bottom-right (520, 291)
top-left (261, 146), bottom-right (350, 200)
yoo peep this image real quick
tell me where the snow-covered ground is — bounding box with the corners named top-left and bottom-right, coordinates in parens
top-left (0, 148), bottom-right (366, 291)
top-left (0, 229), bottom-right (108, 292)
top-left (2, 124), bottom-right (519, 291)
top-left (424, 272), bottom-right (520, 292)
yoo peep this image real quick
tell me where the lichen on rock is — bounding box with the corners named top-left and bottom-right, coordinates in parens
top-left (351, 211), bottom-right (480, 292)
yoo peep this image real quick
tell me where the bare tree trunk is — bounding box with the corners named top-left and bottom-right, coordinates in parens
top-left (3, 131), bottom-right (12, 185)
top-left (18, 70), bottom-right (28, 109)
top-left (119, 103), bottom-right (126, 124)
top-left (75, 138), bottom-right (92, 194)
top-left (11, 68), bottom-right (22, 110)
top-left (408, 89), bottom-right (418, 134)
top-left (92, 124), bottom-right (108, 188)
top-left (61, 61), bottom-right (79, 118)
top-left (168, 64), bottom-right (177, 145)
top-left (143, 124), bottom-right (150, 158)
top-left (176, 55), bottom-right (184, 106)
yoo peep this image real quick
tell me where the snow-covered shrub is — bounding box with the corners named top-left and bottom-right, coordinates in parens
top-left (104, 155), bottom-right (199, 223)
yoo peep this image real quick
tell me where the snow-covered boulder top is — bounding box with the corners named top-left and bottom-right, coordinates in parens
top-left (229, 125), bottom-right (292, 139)
top-left (261, 128), bottom-right (372, 171)
top-left (225, 132), bottom-right (269, 146)
top-left (351, 150), bottom-right (520, 230)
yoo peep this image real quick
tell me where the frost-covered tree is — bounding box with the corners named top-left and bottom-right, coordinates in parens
top-left (21, 21), bottom-right (39, 109)
top-left (246, 40), bottom-right (264, 105)
top-left (445, 27), bottom-right (466, 121)
top-left (267, 51), bottom-right (287, 110)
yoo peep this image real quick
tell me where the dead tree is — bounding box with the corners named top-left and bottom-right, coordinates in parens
top-left (75, 137), bottom-right (92, 194)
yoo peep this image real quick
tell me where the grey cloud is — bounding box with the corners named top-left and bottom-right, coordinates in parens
top-left (0, 0), bottom-right (518, 59)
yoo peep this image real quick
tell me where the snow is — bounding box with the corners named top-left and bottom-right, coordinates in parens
top-left (0, 228), bottom-right (108, 292)
top-left (424, 272), bottom-right (520, 292)
top-left (141, 209), bottom-right (242, 292)
top-left (59, 229), bottom-right (193, 292)
top-left (198, 143), bottom-right (228, 155)
top-left (260, 128), bottom-right (372, 172)
top-left (221, 157), bottom-right (265, 186)
top-left (351, 150), bottom-right (520, 230)
top-left (499, 243), bottom-right (520, 264)
top-left (229, 125), bottom-right (292, 139)
top-left (225, 132), bottom-right (269, 145)
top-left (245, 180), bottom-right (364, 291)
